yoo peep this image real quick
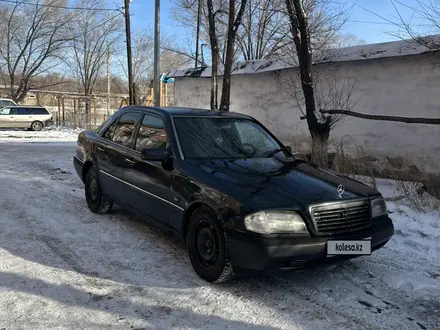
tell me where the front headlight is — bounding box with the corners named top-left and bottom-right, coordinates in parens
top-left (371, 197), bottom-right (387, 218)
top-left (244, 211), bottom-right (308, 234)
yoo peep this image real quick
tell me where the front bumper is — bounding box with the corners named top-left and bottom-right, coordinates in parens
top-left (227, 216), bottom-right (394, 273)
top-left (73, 156), bottom-right (84, 182)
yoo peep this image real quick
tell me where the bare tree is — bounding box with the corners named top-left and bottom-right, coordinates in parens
top-left (68, 0), bottom-right (122, 113)
top-left (235, 0), bottom-right (291, 60)
top-left (219, 0), bottom-right (247, 111)
top-left (280, 0), bottom-right (358, 165)
top-left (207, 0), bottom-right (222, 109)
top-left (284, 0), bottom-right (330, 165)
top-left (284, 64), bottom-right (360, 126)
top-left (389, 0), bottom-right (440, 49)
top-left (115, 29), bottom-right (192, 104)
top-left (0, 0), bottom-right (72, 103)
top-left (172, 0), bottom-right (229, 65)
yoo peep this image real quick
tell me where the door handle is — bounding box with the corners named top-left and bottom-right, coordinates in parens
top-left (125, 158), bottom-right (135, 166)
top-left (97, 146), bottom-right (105, 153)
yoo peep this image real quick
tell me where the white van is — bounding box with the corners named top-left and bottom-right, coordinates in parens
top-left (0, 106), bottom-right (53, 131)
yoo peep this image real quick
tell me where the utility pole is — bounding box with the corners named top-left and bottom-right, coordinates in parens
top-left (124, 0), bottom-right (134, 105)
top-left (153, 0), bottom-right (160, 107)
top-left (106, 43), bottom-right (111, 116)
top-left (195, 0), bottom-right (201, 68)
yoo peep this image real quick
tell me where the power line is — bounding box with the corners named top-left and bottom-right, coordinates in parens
top-left (347, 19), bottom-right (434, 27)
top-left (0, 0), bottom-right (120, 12)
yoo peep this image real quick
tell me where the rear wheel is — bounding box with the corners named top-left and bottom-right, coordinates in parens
top-left (31, 121), bottom-right (43, 131)
top-left (85, 166), bottom-right (113, 214)
top-left (186, 207), bottom-right (234, 283)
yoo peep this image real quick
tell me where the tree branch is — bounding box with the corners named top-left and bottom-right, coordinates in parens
top-left (318, 109), bottom-right (440, 125)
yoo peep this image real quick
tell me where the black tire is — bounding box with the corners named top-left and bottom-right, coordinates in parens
top-left (186, 206), bottom-right (234, 283)
top-left (31, 121), bottom-right (43, 131)
top-left (85, 166), bottom-right (113, 214)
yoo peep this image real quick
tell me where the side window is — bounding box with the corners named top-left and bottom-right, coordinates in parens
top-left (135, 114), bottom-right (168, 152)
top-left (112, 112), bottom-right (142, 148)
top-left (103, 120), bottom-right (118, 141)
top-left (0, 108), bottom-right (10, 115)
top-left (16, 108), bottom-right (32, 115)
top-left (9, 108), bottom-right (16, 115)
top-left (31, 108), bottom-right (49, 115)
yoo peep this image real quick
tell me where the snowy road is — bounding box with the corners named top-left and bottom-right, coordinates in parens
top-left (0, 139), bottom-right (439, 329)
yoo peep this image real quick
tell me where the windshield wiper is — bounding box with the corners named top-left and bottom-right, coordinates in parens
top-left (262, 148), bottom-right (288, 158)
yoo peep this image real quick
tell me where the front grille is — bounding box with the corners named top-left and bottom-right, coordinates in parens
top-left (311, 200), bottom-right (371, 236)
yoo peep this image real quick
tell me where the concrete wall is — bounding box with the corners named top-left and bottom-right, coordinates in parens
top-left (173, 53), bottom-right (440, 171)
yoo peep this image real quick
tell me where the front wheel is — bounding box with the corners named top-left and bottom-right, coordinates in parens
top-left (186, 207), bottom-right (234, 283)
top-left (85, 166), bottom-right (113, 214)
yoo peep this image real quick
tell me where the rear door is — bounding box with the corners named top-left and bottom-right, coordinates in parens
top-left (95, 111), bottom-right (143, 203)
top-left (31, 108), bottom-right (51, 122)
top-left (123, 113), bottom-right (183, 226)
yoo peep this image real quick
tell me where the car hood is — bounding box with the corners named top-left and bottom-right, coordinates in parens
top-left (190, 157), bottom-right (379, 210)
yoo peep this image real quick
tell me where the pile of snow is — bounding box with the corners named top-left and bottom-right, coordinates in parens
top-left (0, 127), bottom-right (84, 143)
top-left (376, 178), bottom-right (440, 262)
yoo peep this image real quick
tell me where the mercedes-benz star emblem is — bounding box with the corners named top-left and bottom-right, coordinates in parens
top-left (337, 184), bottom-right (345, 198)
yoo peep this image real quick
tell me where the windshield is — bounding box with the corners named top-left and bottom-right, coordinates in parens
top-left (0, 100), bottom-right (15, 108)
top-left (174, 117), bottom-right (287, 159)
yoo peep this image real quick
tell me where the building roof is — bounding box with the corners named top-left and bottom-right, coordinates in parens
top-left (166, 35), bottom-right (440, 79)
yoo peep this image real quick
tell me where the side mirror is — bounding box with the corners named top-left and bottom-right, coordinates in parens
top-left (141, 148), bottom-right (170, 162)
top-left (285, 145), bottom-right (292, 153)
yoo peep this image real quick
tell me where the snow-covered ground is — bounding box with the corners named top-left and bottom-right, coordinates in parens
top-left (0, 127), bottom-right (83, 143)
top-left (0, 136), bottom-right (439, 330)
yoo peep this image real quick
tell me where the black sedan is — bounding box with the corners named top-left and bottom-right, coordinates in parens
top-left (73, 106), bottom-right (394, 282)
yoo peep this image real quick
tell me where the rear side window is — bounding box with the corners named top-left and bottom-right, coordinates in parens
top-left (16, 108), bottom-right (32, 115)
top-left (112, 112), bottom-right (142, 148)
top-left (135, 115), bottom-right (168, 152)
top-left (31, 108), bottom-right (49, 115)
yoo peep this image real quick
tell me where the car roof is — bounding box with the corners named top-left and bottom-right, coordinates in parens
top-left (7, 105), bottom-right (46, 108)
top-left (127, 106), bottom-right (253, 119)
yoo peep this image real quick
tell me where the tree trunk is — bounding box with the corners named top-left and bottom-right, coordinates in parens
top-left (207, 0), bottom-right (219, 110)
top-left (219, 0), bottom-right (237, 111)
top-left (220, 0), bottom-right (247, 111)
top-left (285, 0), bottom-right (331, 166)
top-left (310, 122), bottom-right (331, 167)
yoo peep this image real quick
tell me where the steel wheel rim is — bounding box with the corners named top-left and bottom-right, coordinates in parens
top-left (88, 177), bottom-right (99, 203)
top-left (194, 219), bottom-right (220, 270)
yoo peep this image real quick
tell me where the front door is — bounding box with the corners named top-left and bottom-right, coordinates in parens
top-left (95, 111), bottom-right (142, 202)
top-left (0, 108), bottom-right (17, 128)
top-left (123, 113), bottom-right (183, 227)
